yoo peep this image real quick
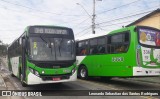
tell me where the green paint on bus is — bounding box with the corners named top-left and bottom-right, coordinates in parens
top-left (76, 26), bottom-right (160, 79)
top-left (8, 25), bottom-right (77, 86)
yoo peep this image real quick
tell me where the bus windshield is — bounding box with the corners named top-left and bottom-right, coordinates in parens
top-left (29, 37), bottom-right (75, 61)
top-left (138, 28), bottom-right (160, 47)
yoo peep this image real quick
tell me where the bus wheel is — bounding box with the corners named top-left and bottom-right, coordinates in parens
top-left (20, 73), bottom-right (27, 87)
top-left (78, 66), bottom-right (88, 79)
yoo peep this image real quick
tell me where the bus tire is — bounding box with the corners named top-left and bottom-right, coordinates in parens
top-left (20, 73), bottom-right (27, 87)
top-left (78, 65), bottom-right (88, 79)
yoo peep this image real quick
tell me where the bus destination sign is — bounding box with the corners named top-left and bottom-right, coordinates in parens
top-left (30, 27), bottom-right (68, 35)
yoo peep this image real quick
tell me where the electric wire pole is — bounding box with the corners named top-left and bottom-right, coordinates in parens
top-left (77, 0), bottom-right (101, 34)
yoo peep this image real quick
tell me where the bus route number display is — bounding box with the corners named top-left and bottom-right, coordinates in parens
top-left (32, 27), bottom-right (68, 34)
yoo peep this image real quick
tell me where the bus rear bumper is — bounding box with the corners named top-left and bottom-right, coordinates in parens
top-left (27, 71), bottom-right (77, 85)
top-left (133, 67), bottom-right (160, 76)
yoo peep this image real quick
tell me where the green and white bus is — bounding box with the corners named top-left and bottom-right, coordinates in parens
top-left (8, 25), bottom-right (77, 86)
top-left (76, 26), bottom-right (160, 80)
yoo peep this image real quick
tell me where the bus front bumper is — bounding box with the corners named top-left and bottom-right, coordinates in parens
top-left (27, 71), bottom-right (77, 85)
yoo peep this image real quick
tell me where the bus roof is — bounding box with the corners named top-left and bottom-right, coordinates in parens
top-left (108, 25), bottom-right (136, 35)
top-left (76, 33), bottom-right (106, 41)
top-left (76, 25), bottom-right (136, 41)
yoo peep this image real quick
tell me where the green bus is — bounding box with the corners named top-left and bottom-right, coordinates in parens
top-left (76, 26), bottom-right (160, 80)
top-left (8, 25), bottom-right (77, 86)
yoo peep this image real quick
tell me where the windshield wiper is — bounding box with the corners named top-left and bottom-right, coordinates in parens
top-left (40, 35), bottom-right (48, 45)
top-left (39, 35), bottom-right (53, 54)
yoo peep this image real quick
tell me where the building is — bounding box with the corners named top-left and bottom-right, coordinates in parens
top-left (127, 8), bottom-right (160, 29)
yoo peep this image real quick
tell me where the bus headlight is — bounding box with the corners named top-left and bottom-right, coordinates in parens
top-left (72, 68), bottom-right (76, 75)
top-left (29, 67), bottom-right (40, 77)
top-left (35, 71), bottom-right (40, 77)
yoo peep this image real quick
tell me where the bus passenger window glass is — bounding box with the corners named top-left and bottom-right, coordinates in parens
top-left (111, 34), bottom-right (124, 43)
top-left (90, 39), bottom-right (97, 46)
top-left (125, 33), bottom-right (129, 42)
top-left (77, 41), bottom-right (88, 56)
top-left (78, 42), bottom-right (84, 47)
top-left (98, 37), bottom-right (105, 45)
top-left (97, 37), bottom-right (105, 54)
top-left (89, 39), bottom-right (98, 54)
top-left (108, 32), bottom-right (129, 53)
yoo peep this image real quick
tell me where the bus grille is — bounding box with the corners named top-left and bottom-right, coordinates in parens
top-left (35, 63), bottom-right (72, 69)
top-left (40, 73), bottom-right (71, 81)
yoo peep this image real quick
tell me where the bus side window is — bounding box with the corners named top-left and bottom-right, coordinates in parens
top-left (89, 38), bottom-right (98, 54)
top-left (97, 37), bottom-right (105, 54)
top-left (108, 32), bottom-right (130, 53)
top-left (77, 40), bottom-right (88, 56)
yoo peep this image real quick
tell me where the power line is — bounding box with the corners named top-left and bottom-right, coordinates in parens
top-left (0, 29), bottom-right (21, 31)
top-left (97, 0), bottom-right (140, 14)
top-left (0, 3), bottom-right (90, 27)
top-left (96, 6), bottom-right (160, 25)
top-left (96, 9), bottom-right (155, 26)
top-left (75, 8), bottom-right (159, 37)
top-left (77, 9), bottom-right (160, 36)
top-left (77, 29), bottom-right (91, 37)
top-left (73, 17), bottom-right (90, 28)
top-left (77, 20), bottom-right (135, 37)
top-left (75, 26), bottom-right (91, 36)
top-left (97, 20), bottom-right (136, 28)
top-left (97, 14), bottom-right (160, 29)
top-left (0, 0), bottom-right (85, 16)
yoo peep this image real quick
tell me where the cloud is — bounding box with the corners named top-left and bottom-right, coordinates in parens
top-left (0, 0), bottom-right (159, 44)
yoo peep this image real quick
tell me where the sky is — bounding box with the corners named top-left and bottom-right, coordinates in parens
top-left (0, 0), bottom-right (159, 44)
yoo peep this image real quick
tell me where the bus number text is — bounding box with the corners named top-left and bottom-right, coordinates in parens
top-left (112, 57), bottom-right (124, 62)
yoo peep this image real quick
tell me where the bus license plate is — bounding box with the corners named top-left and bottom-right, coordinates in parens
top-left (52, 77), bottom-right (61, 81)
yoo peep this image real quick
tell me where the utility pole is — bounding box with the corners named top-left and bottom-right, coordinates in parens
top-left (92, 0), bottom-right (96, 34)
top-left (77, 0), bottom-right (101, 34)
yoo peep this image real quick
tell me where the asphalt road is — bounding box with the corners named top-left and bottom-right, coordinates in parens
top-left (0, 58), bottom-right (160, 99)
